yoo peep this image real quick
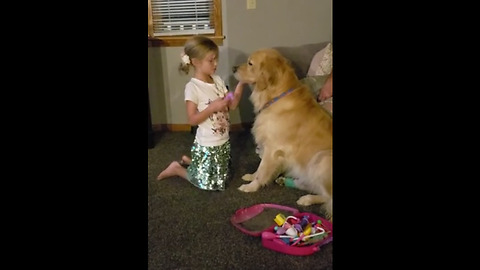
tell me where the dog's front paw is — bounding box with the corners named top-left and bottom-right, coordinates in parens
top-left (238, 181), bottom-right (260, 192)
top-left (241, 174), bottom-right (254, 181)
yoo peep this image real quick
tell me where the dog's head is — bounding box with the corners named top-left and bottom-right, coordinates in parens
top-left (233, 49), bottom-right (293, 91)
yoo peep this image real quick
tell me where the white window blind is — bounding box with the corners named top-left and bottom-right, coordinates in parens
top-left (151, 0), bottom-right (215, 37)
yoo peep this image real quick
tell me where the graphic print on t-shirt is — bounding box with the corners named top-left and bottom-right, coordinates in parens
top-left (206, 99), bottom-right (230, 136)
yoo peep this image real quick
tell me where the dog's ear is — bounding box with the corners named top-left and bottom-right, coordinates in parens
top-left (256, 55), bottom-right (283, 90)
top-left (256, 69), bottom-right (268, 91)
top-left (255, 59), bottom-right (269, 91)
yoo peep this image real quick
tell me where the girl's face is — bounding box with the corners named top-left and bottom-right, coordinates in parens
top-left (195, 51), bottom-right (218, 76)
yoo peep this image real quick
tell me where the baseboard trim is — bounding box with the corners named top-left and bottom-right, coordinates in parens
top-left (153, 122), bottom-right (252, 132)
top-left (152, 124), bottom-right (190, 132)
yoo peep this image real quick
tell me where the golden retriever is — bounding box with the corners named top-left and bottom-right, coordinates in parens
top-left (233, 49), bottom-right (333, 220)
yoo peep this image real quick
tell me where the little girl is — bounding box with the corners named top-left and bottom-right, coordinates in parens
top-left (157, 36), bottom-right (245, 191)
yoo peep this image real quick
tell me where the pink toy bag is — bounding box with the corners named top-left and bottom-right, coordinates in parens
top-left (230, 203), bottom-right (333, 256)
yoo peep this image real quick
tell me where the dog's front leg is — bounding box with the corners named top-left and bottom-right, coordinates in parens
top-left (238, 149), bottom-right (279, 192)
top-left (241, 172), bottom-right (257, 181)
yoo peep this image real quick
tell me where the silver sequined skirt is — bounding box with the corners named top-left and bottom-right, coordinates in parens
top-left (186, 139), bottom-right (231, 191)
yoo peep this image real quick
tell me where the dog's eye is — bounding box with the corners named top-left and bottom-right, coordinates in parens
top-left (248, 62), bottom-right (253, 66)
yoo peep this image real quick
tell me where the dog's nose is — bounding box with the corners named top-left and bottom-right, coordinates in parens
top-left (232, 66), bottom-right (238, 73)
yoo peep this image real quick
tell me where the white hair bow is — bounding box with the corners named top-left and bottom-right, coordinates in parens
top-left (181, 53), bottom-right (190, 64)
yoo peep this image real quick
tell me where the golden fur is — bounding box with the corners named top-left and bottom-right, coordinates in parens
top-left (234, 49), bottom-right (333, 220)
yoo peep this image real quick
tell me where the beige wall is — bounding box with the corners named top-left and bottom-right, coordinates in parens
top-left (148, 0), bottom-right (332, 127)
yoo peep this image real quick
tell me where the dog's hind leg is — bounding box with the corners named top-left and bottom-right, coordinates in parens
top-left (296, 150), bottom-right (332, 203)
top-left (297, 195), bottom-right (333, 221)
top-left (297, 194), bottom-right (329, 205)
top-left (297, 193), bottom-right (333, 219)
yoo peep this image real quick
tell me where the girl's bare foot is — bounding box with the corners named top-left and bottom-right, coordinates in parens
top-left (157, 161), bottom-right (183, 180)
top-left (181, 155), bottom-right (192, 165)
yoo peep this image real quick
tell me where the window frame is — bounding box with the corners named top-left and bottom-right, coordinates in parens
top-left (148, 0), bottom-right (224, 47)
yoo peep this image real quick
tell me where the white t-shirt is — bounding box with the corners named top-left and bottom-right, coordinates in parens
top-left (184, 75), bottom-right (230, 147)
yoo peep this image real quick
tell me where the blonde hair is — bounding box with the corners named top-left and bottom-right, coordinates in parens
top-left (179, 36), bottom-right (219, 75)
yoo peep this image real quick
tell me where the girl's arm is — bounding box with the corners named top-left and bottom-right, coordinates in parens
top-left (228, 81), bottom-right (246, 110)
top-left (186, 99), bottom-right (229, 126)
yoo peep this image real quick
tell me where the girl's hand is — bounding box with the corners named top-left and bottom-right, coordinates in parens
top-left (227, 81), bottom-right (246, 110)
top-left (318, 87), bottom-right (332, 101)
top-left (209, 98), bottom-right (230, 112)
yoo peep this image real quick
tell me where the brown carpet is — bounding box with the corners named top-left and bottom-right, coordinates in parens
top-left (148, 130), bottom-right (332, 270)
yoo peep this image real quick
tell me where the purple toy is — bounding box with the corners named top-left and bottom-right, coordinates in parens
top-left (224, 92), bottom-right (234, 100)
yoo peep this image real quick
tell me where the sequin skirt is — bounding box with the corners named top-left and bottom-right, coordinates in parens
top-left (186, 139), bottom-right (231, 191)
